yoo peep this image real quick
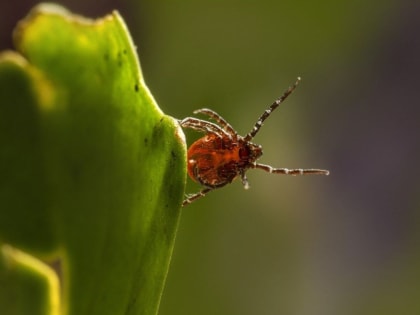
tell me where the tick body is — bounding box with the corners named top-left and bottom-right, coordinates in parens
top-left (180, 77), bottom-right (329, 207)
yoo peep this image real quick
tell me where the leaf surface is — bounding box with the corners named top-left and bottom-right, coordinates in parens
top-left (0, 4), bottom-right (186, 315)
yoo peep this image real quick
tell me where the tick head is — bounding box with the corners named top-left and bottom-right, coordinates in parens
top-left (243, 142), bottom-right (263, 162)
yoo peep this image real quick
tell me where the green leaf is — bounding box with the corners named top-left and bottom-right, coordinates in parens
top-left (0, 3), bottom-right (186, 315)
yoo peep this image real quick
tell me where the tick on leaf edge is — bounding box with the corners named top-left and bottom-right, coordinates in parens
top-left (180, 77), bottom-right (329, 207)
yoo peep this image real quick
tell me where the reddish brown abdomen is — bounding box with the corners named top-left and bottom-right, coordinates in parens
top-left (187, 134), bottom-right (241, 188)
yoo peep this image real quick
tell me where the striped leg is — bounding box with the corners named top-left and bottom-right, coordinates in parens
top-left (179, 117), bottom-right (231, 139)
top-left (193, 108), bottom-right (237, 137)
top-left (244, 77), bottom-right (301, 141)
top-left (252, 163), bottom-right (330, 176)
top-left (182, 187), bottom-right (213, 207)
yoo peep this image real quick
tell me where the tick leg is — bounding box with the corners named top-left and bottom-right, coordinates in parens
top-left (179, 117), bottom-right (231, 139)
top-left (244, 77), bottom-right (301, 141)
top-left (193, 108), bottom-right (237, 138)
top-left (182, 188), bottom-right (213, 207)
top-left (252, 163), bottom-right (330, 176)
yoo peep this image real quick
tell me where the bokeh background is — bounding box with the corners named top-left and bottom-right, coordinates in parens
top-left (2, 1), bottom-right (419, 314)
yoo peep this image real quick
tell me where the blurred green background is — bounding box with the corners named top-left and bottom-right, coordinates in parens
top-left (1, 1), bottom-right (419, 315)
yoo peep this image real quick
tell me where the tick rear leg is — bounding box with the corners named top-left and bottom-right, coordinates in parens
top-left (182, 187), bottom-right (213, 207)
top-left (253, 163), bottom-right (330, 175)
top-left (179, 117), bottom-right (231, 139)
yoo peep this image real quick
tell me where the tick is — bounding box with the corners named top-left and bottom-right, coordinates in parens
top-left (180, 77), bottom-right (329, 207)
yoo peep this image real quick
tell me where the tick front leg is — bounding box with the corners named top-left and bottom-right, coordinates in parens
top-left (252, 163), bottom-right (330, 176)
top-left (182, 187), bottom-right (213, 207)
